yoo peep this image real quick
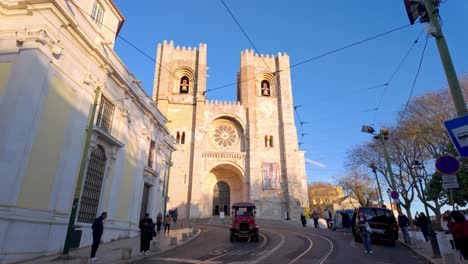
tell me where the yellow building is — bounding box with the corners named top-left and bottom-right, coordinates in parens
top-left (0, 0), bottom-right (174, 262)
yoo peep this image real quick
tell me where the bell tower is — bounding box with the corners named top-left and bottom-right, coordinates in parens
top-left (152, 40), bottom-right (207, 219)
top-left (237, 50), bottom-right (309, 219)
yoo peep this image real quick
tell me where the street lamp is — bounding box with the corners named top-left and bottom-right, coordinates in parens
top-left (362, 125), bottom-right (399, 208)
top-left (410, 160), bottom-right (441, 258)
top-left (370, 162), bottom-right (384, 206)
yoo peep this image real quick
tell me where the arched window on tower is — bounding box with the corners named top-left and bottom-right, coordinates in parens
top-left (265, 135), bottom-right (269, 147)
top-left (269, 136), bottom-right (274, 147)
top-left (180, 76), bottom-right (189, 94)
top-left (176, 132), bottom-right (180, 144)
top-left (261, 80), bottom-right (270, 97)
top-left (181, 132), bottom-right (186, 144)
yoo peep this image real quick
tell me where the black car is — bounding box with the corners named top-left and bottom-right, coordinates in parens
top-left (351, 207), bottom-right (398, 246)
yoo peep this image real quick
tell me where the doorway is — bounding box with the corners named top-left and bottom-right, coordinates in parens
top-left (212, 181), bottom-right (230, 216)
top-left (140, 184), bottom-right (151, 220)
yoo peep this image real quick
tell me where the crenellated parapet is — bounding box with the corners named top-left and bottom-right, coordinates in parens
top-left (205, 99), bottom-right (244, 114)
top-left (239, 48), bottom-right (289, 70)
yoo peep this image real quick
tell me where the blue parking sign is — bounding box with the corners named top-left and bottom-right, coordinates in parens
top-left (444, 115), bottom-right (468, 157)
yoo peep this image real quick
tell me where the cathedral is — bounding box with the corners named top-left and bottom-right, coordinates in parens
top-left (153, 41), bottom-right (309, 220)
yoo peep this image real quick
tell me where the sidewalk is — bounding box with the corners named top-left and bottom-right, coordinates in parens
top-left (18, 228), bottom-right (200, 264)
top-left (399, 230), bottom-right (467, 264)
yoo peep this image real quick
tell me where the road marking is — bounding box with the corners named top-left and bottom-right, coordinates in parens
top-left (287, 232), bottom-right (314, 264)
top-left (151, 257), bottom-right (200, 263)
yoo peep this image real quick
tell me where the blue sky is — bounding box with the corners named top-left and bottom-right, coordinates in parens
top-left (112, 0), bottom-right (468, 188)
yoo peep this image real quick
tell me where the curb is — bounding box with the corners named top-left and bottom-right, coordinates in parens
top-left (119, 229), bottom-right (202, 263)
top-left (399, 240), bottom-right (437, 264)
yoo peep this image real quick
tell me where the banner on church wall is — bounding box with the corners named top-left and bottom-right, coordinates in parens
top-left (262, 162), bottom-right (279, 190)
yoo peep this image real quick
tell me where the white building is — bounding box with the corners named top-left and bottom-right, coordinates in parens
top-left (0, 0), bottom-right (174, 263)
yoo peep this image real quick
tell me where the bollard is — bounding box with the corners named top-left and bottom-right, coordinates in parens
top-left (170, 236), bottom-right (177, 246)
top-left (121, 248), bottom-right (132, 259)
top-left (151, 241), bottom-right (160, 252)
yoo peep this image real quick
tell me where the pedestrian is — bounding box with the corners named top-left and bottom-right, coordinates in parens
top-left (341, 212), bottom-right (351, 235)
top-left (164, 213), bottom-right (172, 234)
top-left (156, 212), bottom-right (163, 234)
top-left (415, 212), bottom-right (429, 242)
top-left (90, 212), bottom-right (107, 261)
top-left (312, 210), bottom-right (319, 228)
top-left (441, 210), bottom-right (455, 250)
top-left (301, 213), bottom-right (307, 228)
top-left (324, 209), bottom-right (332, 228)
top-left (173, 208), bottom-right (178, 225)
top-left (398, 211), bottom-right (411, 244)
top-left (448, 210), bottom-right (468, 260)
top-left (139, 213), bottom-right (155, 255)
top-left (356, 211), bottom-right (373, 254)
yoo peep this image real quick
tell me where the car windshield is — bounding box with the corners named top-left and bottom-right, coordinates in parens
top-left (360, 208), bottom-right (393, 221)
top-left (235, 207), bottom-right (254, 216)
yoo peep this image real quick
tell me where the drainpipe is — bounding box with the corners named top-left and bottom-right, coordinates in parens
top-left (62, 87), bottom-right (101, 255)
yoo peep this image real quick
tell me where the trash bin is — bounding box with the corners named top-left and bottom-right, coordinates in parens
top-left (70, 229), bottom-right (82, 249)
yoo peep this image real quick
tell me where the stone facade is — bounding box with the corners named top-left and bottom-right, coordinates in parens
top-left (0, 1), bottom-right (174, 262)
top-left (153, 41), bottom-right (309, 220)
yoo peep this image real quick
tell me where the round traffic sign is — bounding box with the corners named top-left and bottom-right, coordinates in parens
top-left (435, 155), bottom-right (461, 175)
top-left (390, 191), bottom-right (399, 200)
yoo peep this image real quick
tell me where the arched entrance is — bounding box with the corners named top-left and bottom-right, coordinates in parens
top-left (212, 181), bottom-right (230, 216)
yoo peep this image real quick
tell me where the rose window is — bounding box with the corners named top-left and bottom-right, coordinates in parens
top-left (212, 124), bottom-right (238, 148)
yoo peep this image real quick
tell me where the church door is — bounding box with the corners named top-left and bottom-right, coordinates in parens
top-left (212, 181), bottom-right (230, 216)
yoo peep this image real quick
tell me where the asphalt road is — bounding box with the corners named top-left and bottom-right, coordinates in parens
top-left (133, 224), bottom-right (429, 264)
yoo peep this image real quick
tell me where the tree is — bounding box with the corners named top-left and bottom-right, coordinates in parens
top-left (337, 171), bottom-right (378, 207)
top-left (308, 182), bottom-right (342, 215)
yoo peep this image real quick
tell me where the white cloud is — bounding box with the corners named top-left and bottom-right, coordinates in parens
top-left (305, 158), bottom-right (326, 168)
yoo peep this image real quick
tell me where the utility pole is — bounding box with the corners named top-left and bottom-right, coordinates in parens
top-left (62, 87), bottom-right (101, 255)
top-left (370, 164), bottom-right (384, 206)
top-left (423, 0), bottom-right (467, 116)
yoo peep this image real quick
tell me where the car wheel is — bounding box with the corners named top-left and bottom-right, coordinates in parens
top-left (388, 240), bottom-right (396, 247)
top-left (354, 235), bottom-right (362, 243)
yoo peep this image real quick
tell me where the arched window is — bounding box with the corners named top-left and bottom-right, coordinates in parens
top-left (181, 132), bottom-right (186, 144)
top-left (77, 145), bottom-right (107, 223)
top-left (176, 132), bottom-right (180, 144)
top-left (180, 76), bottom-right (189, 93)
top-left (261, 80), bottom-right (270, 97)
top-left (269, 136), bottom-right (274, 147)
top-left (265, 135), bottom-right (269, 147)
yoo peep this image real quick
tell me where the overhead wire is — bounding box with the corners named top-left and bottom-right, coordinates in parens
top-left (395, 34), bottom-right (430, 131)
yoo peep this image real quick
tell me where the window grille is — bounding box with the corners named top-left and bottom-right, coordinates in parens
top-left (77, 145), bottom-right (107, 223)
top-left (96, 95), bottom-right (114, 133)
top-left (91, 1), bottom-right (104, 28)
top-left (148, 140), bottom-right (155, 167)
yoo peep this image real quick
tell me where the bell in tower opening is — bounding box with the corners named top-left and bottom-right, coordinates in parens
top-left (180, 76), bottom-right (189, 93)
top-left (261, 80), bottom-right (270, 96)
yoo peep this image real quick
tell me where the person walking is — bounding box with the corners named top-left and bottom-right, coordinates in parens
top-left (164, 213), bottom-right (172, 235)
top-left (356, 211), bottom-right (373, 254)
top-left (441, 210), bottom-right (455, 250)
top-left (139, 213), bottom-right (155, 255)
top-left (415, 212), bottom-right (429, 242)
top-left (341, 212), bottom-right (351, 235)
top-left (448, 210), bottom-right (468, 260)
top-left (312, 211), bottom-right (319, 228)
top-left (90, 212), bottom-right (107, 261)
top-left (300, 213), bottom-right (307, 228)
top-left (398, 212), bottom-right (411, 244)
top-left (324, 209), bottom-right (332, 229)
top-left (156, 212), bottom-right (163, 234)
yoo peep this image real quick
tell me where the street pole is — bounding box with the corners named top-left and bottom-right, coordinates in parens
top-left (371, 168), bottom-right (384, 206)
top-left (424, 0), bottom-right (467, 117)
top-left (418, 177), bottom-right (441, 258)
top-left (62, 87), bottom-right (101, 255)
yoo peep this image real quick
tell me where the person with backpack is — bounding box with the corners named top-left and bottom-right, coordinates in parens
top-left (138, 213), bottom-right (156, 255)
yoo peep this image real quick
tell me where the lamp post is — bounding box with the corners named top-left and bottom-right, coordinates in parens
top-left (386, 188), bottom-right (392, 207)
top-left (370, 163), bottom-right (384, 206)
top-left (362, 126), bottom-right (399, 209)
top-left (410, 160), bottom-right (441, 258)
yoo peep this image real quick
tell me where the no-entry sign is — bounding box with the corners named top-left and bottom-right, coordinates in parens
top-left (435, 155), bottom-right (461, 175)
